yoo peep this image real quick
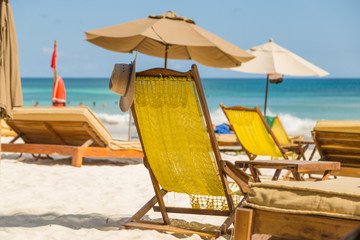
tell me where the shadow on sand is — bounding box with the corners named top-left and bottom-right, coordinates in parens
top-left (1, 153), bottom-right (143, 167)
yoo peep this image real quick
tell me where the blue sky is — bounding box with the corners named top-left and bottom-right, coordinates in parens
top-left (11, 0), bottom-right (360, 78)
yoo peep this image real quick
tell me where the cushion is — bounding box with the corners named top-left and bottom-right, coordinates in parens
top-left (245, 178), bottom-right (360, 220)
top-left (314, 120), bottom-right (360, 133)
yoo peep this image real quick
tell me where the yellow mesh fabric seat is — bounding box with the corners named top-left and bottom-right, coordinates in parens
top-left (134, 75), bottom-right (224, 196)
top-left (124, 65), bottom-right (250, 238)
top-left (271, 117), bottom-right (290, 145)
top-left (224, 109), bottom-right (283, 158)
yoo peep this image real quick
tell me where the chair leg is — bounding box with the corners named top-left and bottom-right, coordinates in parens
top-left (122, 189), bottom-right (167, 229)
top-left (233, 208), bottom-right (253, 240)
top-left (272, 169), bottom-right (282, 180)
top-left (148, 166), bottom-right (171, 224)
top-left (72, 147), bottom-right (83, 168)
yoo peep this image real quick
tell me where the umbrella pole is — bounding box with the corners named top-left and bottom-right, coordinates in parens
top-left (164, 45), bottom-right (169, 69)
top-left (264, 74), bottom-right (270, 115)
top-left (128, 110), bottom-right (132, 141)
top-left (0, 117), bottom-right (2, 162)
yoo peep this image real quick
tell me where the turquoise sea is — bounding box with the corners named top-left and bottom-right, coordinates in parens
top-left (21, 77), bottom-right (360, 139)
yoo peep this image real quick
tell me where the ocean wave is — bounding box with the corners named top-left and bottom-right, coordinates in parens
top-left (95, 112), bottom-right (130, 125)
top-left (96, 108), bottom-right (317, 138)
top-left (268, 111), bottom-right (316, 137)
top-left (210, 108), bottom-right (316, 138)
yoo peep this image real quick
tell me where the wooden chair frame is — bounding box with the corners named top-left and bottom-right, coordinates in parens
top-left (220, 104), bottom-right (310, 161)
top-left (234, 207), bottom-right (360, 240)
top-left (122, 65), bottom-right (250, 238)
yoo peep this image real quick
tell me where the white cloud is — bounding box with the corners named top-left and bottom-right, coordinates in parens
top-left (173, 63), bottom-right (182, 69)
top-left (42, 47), bottom-right (64, 57)
top-left (42, 47), bottom-right (53, 55)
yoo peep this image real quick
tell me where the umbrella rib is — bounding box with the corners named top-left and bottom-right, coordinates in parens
top-left (133, 38), bottom-right (147, 52)
top-left (219, 48), bottom-right (242, 66)
top-left (151, 26), bottom-right (168, 45)
top-left (184, 46), bottom-right (191, 60)
top-left (190, 26), bottom-right (244, 66)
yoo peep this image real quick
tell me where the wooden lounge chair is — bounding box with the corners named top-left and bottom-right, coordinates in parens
top-left (312, 120), bottom-right (360, 177)
top-left (233, 178), bottom-right (360, 240)
top-left (220, 104), bottom-right (310, 161)
top-left (2, 106), bottom-right (143, 167)
top-left (122, 65), bottom-right (250, 238)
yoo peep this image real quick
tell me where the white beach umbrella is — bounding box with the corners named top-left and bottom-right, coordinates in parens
top-left (230, 39), bottom-right (329, 114)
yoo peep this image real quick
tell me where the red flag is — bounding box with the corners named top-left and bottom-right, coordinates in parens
top-left (51, 41), bottom-right (57, 71)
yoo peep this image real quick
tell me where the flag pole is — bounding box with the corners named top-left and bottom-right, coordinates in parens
top-left (52, 40), bottom-right (58, 105)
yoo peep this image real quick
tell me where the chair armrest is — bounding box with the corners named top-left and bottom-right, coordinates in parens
top-left (221, 160), bottom-right (250, 194)
top-left (289, 134), bottom-right (305, 142)
top-left (293, 140), bottom-right (314, 145)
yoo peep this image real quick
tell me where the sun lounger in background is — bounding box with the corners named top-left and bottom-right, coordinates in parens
top-left (313, 120), bottom-right (360, 177)
top-left (233, 178), bottom-right (360, 240)
top-left (122, 65), bottom-right (250, 238)
top-left (2, 107), bottom-right (143, 167)
top-left (214, 123), bottom-right (241, 147)
top-left (220, 104), bottom-right (310, 161)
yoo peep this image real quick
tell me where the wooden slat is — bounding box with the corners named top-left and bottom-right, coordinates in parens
top-left (316, 131), bottom-right (360, 139)
top-left (332, 167), bottom-right (360, 177)
top-left (233, 208), bottom-right (253, 240)
top-left (153, 206), bottom-right (230, 216)
top-left (81, 122), bottom-right (105, 147)
top-left (320, 146), bottom-right (360, 156)
top-left (2, 143), bottom-right (144, 168)
top-left (2, 143), bottom-right (76, 156)
top-left (249, 209), bottom-right (359, 240)
top-left (82, 147), bottom-right (143, 158)
top-left (323, 155), bottom-right (360, 165)
top-left (235, 160), bottom-right (340, 173)
top-left (123, 222), bottom-right (218, 238)
top-left (43, 122), bottom-right (67, 145)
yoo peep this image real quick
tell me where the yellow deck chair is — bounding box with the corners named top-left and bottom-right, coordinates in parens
top-left (122, 65), bottom-right (250, 238)
top-left (220, 104), bottom-right (310, 161)
top-left (265, 115), bottom-right (305, 145)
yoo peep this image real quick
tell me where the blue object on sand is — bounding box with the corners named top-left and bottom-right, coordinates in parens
top-left (215, 124), bottom-right (232, 134)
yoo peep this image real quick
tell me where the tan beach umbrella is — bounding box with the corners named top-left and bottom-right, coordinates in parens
top-left (85, 11), bottom-right (254, 141)
top-left (230, 39), bottom-right (329, 114)
top-left (0, 0), bottom-right (23, 159)
top-left (85, 11), bottom-right (254, 68)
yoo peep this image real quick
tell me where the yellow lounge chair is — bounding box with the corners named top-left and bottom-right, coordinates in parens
top-left (312, 120), bottom-right (360, 177)
top-left (264, 115), bottom-right (305, 145)
top-left (2, 107), bottom-right (143, 167)
top-left (233, 178), bottom-right (360, 240)
top-left (122, 65), bottom-right (250, 238)
top-left (220, 104), bottom-right (311, 162)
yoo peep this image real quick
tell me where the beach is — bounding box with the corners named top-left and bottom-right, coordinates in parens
top-left (1, 77), bottom-right (358, 239)
top-left (0, 136), bottom-right (319, 240)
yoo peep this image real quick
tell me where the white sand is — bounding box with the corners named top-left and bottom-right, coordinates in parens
top-left (0, 145), bottom-right (319, 240)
